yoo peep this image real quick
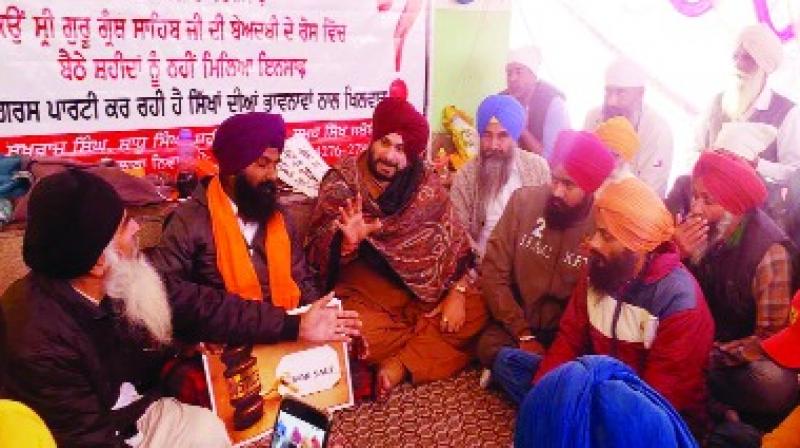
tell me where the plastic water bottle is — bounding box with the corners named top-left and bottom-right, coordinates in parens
top-left (176, 128), bottom-right (198, 199)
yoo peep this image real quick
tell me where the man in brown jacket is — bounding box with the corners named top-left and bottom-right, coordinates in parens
top-left (478, 130), bottom-right (615, 386)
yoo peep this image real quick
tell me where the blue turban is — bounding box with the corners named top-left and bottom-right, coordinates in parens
top-left (476, 94), bottom-right (526, 141)
top-left (515, 356), bottom-right (698, 448)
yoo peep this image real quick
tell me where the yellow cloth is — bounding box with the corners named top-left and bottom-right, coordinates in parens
top-left (595, 116), bottom-right (640, 162)
top-left (595, 177), bottom-right (674, 252)
top-left (0, 400), bottom-right (56, 448)
top-left (763, 405), bottom-right (800, 448)
top-left (206, 176), bottom-right (300, 308)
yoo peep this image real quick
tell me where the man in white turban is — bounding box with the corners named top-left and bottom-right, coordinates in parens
top-left (502, 45), bottom-right (571, 158)
top-left (584, 57), bottom-right (674, 198)
top-left (695, 24), bottom-right (800, 200)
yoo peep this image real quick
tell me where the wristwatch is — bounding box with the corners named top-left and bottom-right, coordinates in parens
top-left (453, 283), bottom-right (467, 294)
top-left (519, 335), bottom-right (537, 342)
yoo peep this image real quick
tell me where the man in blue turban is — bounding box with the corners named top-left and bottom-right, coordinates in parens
top-left (515, 355), bottom-right (698, 448)
top-left (450, 94), bottom-right (551, 258)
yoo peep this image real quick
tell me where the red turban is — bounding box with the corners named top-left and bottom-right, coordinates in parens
top-left (371, 97), bottom-right (429, 160)
top-left (551, 130), bottom-right (615, 193)
top-left (692, 150), bottom-right (767, 215)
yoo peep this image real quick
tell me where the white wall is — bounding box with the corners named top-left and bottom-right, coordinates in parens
top-left (509, 0), bottom-right (800, 187)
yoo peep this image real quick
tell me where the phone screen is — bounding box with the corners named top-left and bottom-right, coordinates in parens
top-left (271, 406), bottom-right (328, 448)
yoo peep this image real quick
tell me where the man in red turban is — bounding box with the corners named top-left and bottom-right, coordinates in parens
top-left (677, 150), bottom-right (797, 429)
top-left (307, 97), bottom-right (487, 399)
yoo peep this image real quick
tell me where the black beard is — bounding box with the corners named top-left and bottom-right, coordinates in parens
top-left (544, 194), bottom-right (592, 230)
top-left (233, 174), bottom-right (277, 222)
top-left (588, 249), bottom-right (638, 296)
top-left (368, 148), bottom-right (399, 182)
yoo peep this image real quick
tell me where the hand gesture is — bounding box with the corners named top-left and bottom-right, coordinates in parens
top-left (299, 293), bottom-right (362, 343)
top-left (335, 193), bottom-right (382, 255)
top-left (674, 213), bottom-right (708, 260)
top-left (425, 287), bottom-right (466, 333)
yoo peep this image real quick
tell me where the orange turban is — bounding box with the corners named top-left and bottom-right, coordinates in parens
top-left (595, 116), bottom-right (640, 162)
top-left (692, 150), bottom-right (767, 215)
top-left (595, 177), bottom-right (674, 252)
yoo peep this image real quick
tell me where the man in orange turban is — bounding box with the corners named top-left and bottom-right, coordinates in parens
top-left (494, 177), bottom-right (715, 436)
top-left (594, 116), bottom-right (640, 183)
top-left (677, 150), bottom-right (797, 429)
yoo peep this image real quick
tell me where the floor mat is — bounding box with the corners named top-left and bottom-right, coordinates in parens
top-left (245, 368), bottom-right (517, 447)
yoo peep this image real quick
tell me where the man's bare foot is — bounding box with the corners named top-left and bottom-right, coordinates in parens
top-left (376, 357), bottom-right (406, 401)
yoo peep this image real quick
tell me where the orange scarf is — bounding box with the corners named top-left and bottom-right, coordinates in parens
top-left (206, 176), bottom-right (300, 309)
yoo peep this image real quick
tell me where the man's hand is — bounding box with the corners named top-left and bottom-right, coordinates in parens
top-left (299, 293), bottom-right (362, 343)
top-left (674, 213), bottom-right (708, 259)
top-left (425, 286), bottom-right (466, 333)
top-left (335, 193), bottom-right (382, 255)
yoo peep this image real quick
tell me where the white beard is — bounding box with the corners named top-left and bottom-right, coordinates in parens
top-left (477, 146), bottom-right (515, 209)
top-left (104, 248), bottom-right (173, 346)
top-left (721, 71), bottom-right (766, 120)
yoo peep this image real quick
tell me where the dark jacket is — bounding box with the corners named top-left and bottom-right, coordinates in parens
top-left (0, 274), bottom-right (166, 447)
top-left (693, 210), bottom-right (793, 342)
top-left (502, 80), bottom-right (565, 143)
top-left (535, 244), bottom-right (715, 433)
top-left (145, 181), bottom-right (317, 345)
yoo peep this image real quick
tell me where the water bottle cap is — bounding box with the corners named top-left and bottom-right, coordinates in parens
top-left (178, 128), bottom-right (193, 140)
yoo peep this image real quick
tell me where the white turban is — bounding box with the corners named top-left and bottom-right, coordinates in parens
top-left (737, 24), bottom-right (783, 74)
top-left (507, 45), bottom-right (542, 76)
top-left (605, 57), bottom-right (646, 88)
top-left (713, 121), bottom-right (777, 161)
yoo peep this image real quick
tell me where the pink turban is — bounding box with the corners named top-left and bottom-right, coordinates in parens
top-left (372, 97), bottom-right (429, 160)
top-left (692, 150), bottom-right (767, 215)
top-left (551, 130), bottom-right (615, 193)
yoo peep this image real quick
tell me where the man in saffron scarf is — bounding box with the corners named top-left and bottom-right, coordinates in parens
top-left (149, 112), bottom-right (361, 347)
top-left (307, 97), bottom-right (487, 398)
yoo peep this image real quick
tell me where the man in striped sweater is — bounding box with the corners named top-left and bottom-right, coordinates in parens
top-left (493, 177), bottom-right (715, 435)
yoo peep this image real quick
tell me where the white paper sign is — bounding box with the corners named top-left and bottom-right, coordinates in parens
top-left (278, 134), bottom-right (330, 198)
top-left (276, 345), bottom-right (341, 397)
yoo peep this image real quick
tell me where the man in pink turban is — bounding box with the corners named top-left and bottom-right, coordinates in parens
top-left (679, 150), bottom-right (797, 430)
top-left (480, 130), bottom-right (614, 391)
top-left (307, 97), bottom-right (487, 399)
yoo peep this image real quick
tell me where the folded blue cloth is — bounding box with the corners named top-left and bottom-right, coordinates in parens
top-left (515, 355), bottom-right (697, 448)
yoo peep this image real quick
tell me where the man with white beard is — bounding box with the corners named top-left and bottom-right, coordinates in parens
top-left (696, 24), bottom-right (800, 225)
top-left (0, 170), bottom-right (359, 447)
top-left (450, 94), bottom-right (550, 259)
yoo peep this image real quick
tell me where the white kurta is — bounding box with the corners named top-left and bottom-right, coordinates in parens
top-left (476, 166), bottom-right (523, 257)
